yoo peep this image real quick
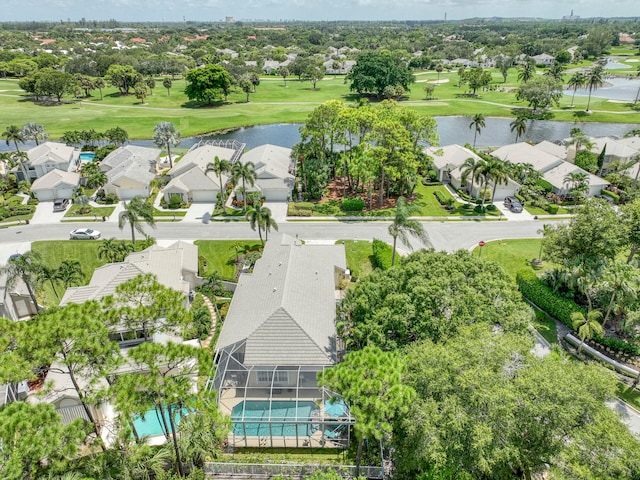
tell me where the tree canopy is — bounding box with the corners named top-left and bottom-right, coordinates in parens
top-left (347, 52), bottom-right (414, 98)
top-left (184, 64), bottom-right (232, 104)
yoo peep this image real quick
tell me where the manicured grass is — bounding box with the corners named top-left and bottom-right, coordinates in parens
top-left (193, 240), bottom-right (262, 281)
top-left (152, 208), bottom-right (187, 217)
top-left (524, 205), bottom-right (571, 215)
top-left (471, 238), bottom-right (555, 280)
top-left (336, 240), bottom-right (375, 281)
top-left (616, 382), bottom-right (640, 412)
top-left (66, 204), bottom-right (115, 217)
top-left (532, 308), bottom-right (558, 345)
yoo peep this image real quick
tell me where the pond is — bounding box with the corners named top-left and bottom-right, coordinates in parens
top-left (564, 76), bottom-right (640, 102)
top-left (2, 118), bottom-right (639, 153)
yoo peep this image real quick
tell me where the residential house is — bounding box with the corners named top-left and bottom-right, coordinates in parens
top-left (235, 144), bottom-right (295, 202)
top-left (17, 142), bottom-right (80, 182)
top-left (209, 234), bottom-right (353, 448)
top-left (163, 141), bottom-right (244, 204)
top-left (533, 140), bottom-right (568, 160)
top-left (0, 271), bottom-right (39, 321)
top-left (532, 53), bottom-right (555, 66)
top-left (30, 169), bottom-right (80, 201)
top-left (100, 145), bottom-right (160, 200)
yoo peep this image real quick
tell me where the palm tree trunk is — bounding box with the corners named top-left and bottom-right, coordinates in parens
top-left (168, 404), bottom-right (185, 477)
top-left (130, 222), bottom-right (136, 246)
top-left (49, 279), bottom-right (59, 299)
top-left (473, 130), bottom-right (478, 149)
top-left (603, 288), bottom-right (618, 330)
top-left (586, 89), bottom-right (593, 111)
top-left (25, 283), bottom-right (40, 313)
top-left (218, 174), bottom-right (225, 211)
top-left (258, 224), bottom-right (264, 246)
top-left (391, 235), bottom-right (398, 266)
top-left (571, 87), bottom-right (577, 107)
top-left (167, 144), bottom-right (173, 169)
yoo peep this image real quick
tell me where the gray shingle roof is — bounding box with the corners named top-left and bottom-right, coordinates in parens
top-left (216, 234), bottom-right (346, 366)
top-left (30, 169), bottom-right (80, 190)
top-left (27, 142), bottom-right (77, 166)
top-left (101, 145), bottom-right (160, 172)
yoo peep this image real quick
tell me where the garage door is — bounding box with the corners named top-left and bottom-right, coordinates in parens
top-left (116, 188), bottom-right (148, 200)
top-left (34, 190), bottom-right (54, 201)
top-left (262, 189), bottom-right (290, 202)
top-left (191, 190), bottom-right (217, 203)
top-left (55, 187), bottom-right (76, 200)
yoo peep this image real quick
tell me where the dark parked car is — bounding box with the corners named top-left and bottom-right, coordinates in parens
top-left (53, 198), bottom-right (70, 212)
top-left (509, 201), bottom-right (524, 213)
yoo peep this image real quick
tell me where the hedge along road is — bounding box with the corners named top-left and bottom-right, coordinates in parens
top-left (0, 218), bottom-right (543, 255)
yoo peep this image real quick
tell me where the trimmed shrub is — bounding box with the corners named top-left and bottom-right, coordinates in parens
top-left (515, 194), bottom-right (526, 204)
top-left (536, 179), bottom-right (553, 193)
top-left (486, 204), bottom-right (497, 211)
top-left (433, 190), bottom-right (449, 205)
top-left (168, 194), bottom-right (183, 209)
top-left (474, 205), bottom-right (486, 213)
top-left (601, 189), bottom-right (619, 204)
top-left (548, 204), bottom-right (559, 214)
top-left (341, 197), bottom-right (365, 212)
top-left (372, 238), bottom-right (393, 270)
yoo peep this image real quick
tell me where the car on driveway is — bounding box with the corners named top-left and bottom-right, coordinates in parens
top-left (53, 198), bottom-right (70, 212)
top-left (504, 195), bottom-right (523, 213)
top-left (70, 228), bottom-right (101, 240)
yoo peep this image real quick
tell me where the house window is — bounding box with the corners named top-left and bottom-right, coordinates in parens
top-left (256, 370), bottom-right (289, 385)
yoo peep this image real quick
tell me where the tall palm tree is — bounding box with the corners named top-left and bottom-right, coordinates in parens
top-left (634, 65), bottom-right (640, 105)
top-left (56, 260), bottom-right (84, 290)
top-left (205, 156), bottom-right (231, 212)
top-left (118, 196), bottom-right (156, 246)
top-left (517, 58), bottom-right (535, 84)
top-left (98, 237), bottom-right (121, 263)
top-left (1, 250), bottom-right (42, 313)
top-left (563, 172), bottom-right (589, 198)
top-left (584, 65), bottom-right (604, 112)
top-left (509, 116), bottom-right (527, 142)
top-left (486, 160), bottom-right (510, 204)
top-left (245, 202), bottom-right (278, 246)
top-left (37, 265), bottom-right (60, 300)
top-left (20, 122), bottom-right (47, 146)
top-left (545, 61), bottom-right (565, 81)
top-left (571, 310), bottom-right (603, 353)
top-left (460, 157), bottom-right (484, 198)
top-left (567, 72), bottom-right (586, 107)
top-left (2, 125), bottom-right (25, 152)
top-left (153, 121), bottom-right (181, 169)
top-left (388, 196), bottom-right (428, 266)
top-left (601, 261), bottom-right (638, 329)
top-left (468, 113), bottom-right (486, 149)
top-left (232, 161), bottom-right (257, 213)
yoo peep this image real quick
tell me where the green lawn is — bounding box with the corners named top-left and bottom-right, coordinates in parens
top-left (524, 205), bottom-right (571, 215)
top-left (193, 240), bottom-right (262, 281)
top-left (616, 382), bottom-right (640, 412)
top-left (471, 238), bottom-right (556, 280)
top-left (336, 240), bottom-right (375, 281)
top-left (65, 204), bottom-right (115, 217)
top-left (532, 308), bottom-right (558, 345)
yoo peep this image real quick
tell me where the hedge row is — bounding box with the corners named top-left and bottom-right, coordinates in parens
top-left (516, 269), bottom-right (640, 356)
top-left (372, 238), bottom-right (393, 270)
top-left (342, 197), bottom-right (365, 212)
top-left (601, 189), bottom-right (619, 203)
top-left (433, 190), bottom-right (449, 206)
top-left (536, 179), bottom-right (554, 193)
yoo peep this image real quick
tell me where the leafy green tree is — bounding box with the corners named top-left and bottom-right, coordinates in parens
top-left (621, 198), bottom-right (640, 264)
top-left (2, 125), bottom-right (25, 152)
top-left (118, 196), bottom-right (156, 246)
top-left (184, 64), bottom-right (232, 104)
top-left (495, 55), bottom-right (511, 83)
top-left (515, 76), bottom-right (563, 111)
top-left (585, 64), bottom-right (604, 112)
top-left (571, 310), bottom-right (604, 352)
top-left (162, 77), bottom-right (172, 96)
top-left (460, 67), bottom-right (492, 95)
top-left (134, 82), bottom-right (147, 104)
top-left (94, 77), bottom-right (105, 100)
top-left (1, 250), bottom-right (42, 312)
top-left (239, 78), bottom-right (252, 102)
top-left (0, 402), bottom-right (87, 480)
top-left (567, 71), bottom-right (585, 107)
top-left (277, 66), bottom-right (290, 87)
top-left (105, 64), bottom-right (141, 95)
top-left (509, 115), bottom-right (527, 142)
top-left (102, 273), bottom-right (190, 342)
top-left (231, 160), bottom-right (257, 213)
top-left (338, 250), bottom-right (530, 350)
top-left (302, 62), bottom-right (326, 90)
top-left (544, 61), bottom-right (565, 81)
top-left (153, 121), bottom-right (181, 169)
top-left (205, 156), bottom-right (231, 212)
top-left (104, 126), bottom-right (129, 146)
top-left (468, 113), bottom-right (485, 149)
top-left (348, 51), bottom-right (414, 98)
top-left (599, 261), bottom-right (639, 329)
top-left (388, 196), bottom-right (427, 266)
top-left (318, 345), bottom-right (416, 473)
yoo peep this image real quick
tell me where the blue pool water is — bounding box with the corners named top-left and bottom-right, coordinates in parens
top-left (132, 406), bottom-right (189, 438)
top-left (231, 400), bottom-right (316, 437)
top-left (79, 152), bottom-right (95, 162)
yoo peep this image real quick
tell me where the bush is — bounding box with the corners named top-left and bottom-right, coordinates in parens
top-left (486, 204), bottom-right (497, 211)
top-left (341, 197), bottom-right (365, 212)
top-left (372, 238), bottom-right (393, 270)
top-left (536, 179), bottom-right (553, 193)
top-left (601, 189), bottom-right (619, 204)
top-left (515, 194), bottom-right (526, 204)
top-left (548, 204), bottom-right (559, 214)
top-left (168, 194), bottom-right (183, 209)
top-left (474, 205), bottom-right (486, 213)
top-left (433, 190), bottom-right (449, 206)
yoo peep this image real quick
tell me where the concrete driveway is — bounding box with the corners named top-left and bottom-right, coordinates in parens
top-left (30, 201), bottom-right (68, 225)
top-left (183, 202), bottom-right (216, 223)
top-left (264, 201), bottom-right (289, 222)
top-left (494, 201), bottom-right (535, 222)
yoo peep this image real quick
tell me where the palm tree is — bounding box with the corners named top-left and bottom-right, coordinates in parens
top-left (118, 196), bottom-right (156, 246)
top-left (584, 65), bottom-right (604, 112)
top-left (601, 261), bottom-right (638, 329)
top-left (517, 58), bottom-right (535, 84)
top-left (153, 121), bottom-right (181, 169)
top-left (571, 310), bottom-right (603, 353)
top-left (468, 113), bottom-right (486, 149)
top-left (460, 157), bottom-right (486, 200)
top-left (37, 265), bottom-right (60, 300)
top-left (634, 65), bottom-right (640, 104)
top-left (563, 172), bottom-right (589, 198)
top-left (486, 160), bottom-right (509, 204)
top-left (1, 250), bottom-right (42, 313)
top-left (388, 196), bottom-right (428, 266)
top-left (56, 260), bottom-right (84, 290)
top-left (545, 61), bottom-right (565, 81)
top-left (205, 156), bottom-right (231, 212)
top-left (20, 122), bottom-right (47, 146)
top-left (567, 72), bottom-right (586, 107)
top-left (98, 237), bottom-right (121, 263)
top-left (2, 125), bottom-right (25, 152)
top-left (232, 161), bottom-right (257, 213)
top-left (246, 202), bottom-right (278, 246)
top-left (74, 194), bottom-right (90, 214)
top-left (509, 116), bottom-right (527, 142)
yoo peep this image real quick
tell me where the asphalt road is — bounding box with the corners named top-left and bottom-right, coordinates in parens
top-left (0, 219), bottom-right (543, 253)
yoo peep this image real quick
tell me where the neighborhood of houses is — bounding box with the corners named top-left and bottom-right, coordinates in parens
top-left (2, 130), bottom-right (640, 450)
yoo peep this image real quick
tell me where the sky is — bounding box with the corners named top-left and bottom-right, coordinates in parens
top-left (2, 0), bottom-right (639, 23)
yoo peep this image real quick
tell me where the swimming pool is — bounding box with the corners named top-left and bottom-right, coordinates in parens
top-left (79, 152), bottom-right (95, 162)
top-left (231, 400), bottom-right (316, 437)
top-left (132, 405), bottom-right (189, 438)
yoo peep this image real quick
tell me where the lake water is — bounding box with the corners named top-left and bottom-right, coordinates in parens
top-left (564, 76), bottom-right (640, 102)
top-left (2, 118), bottom-right (639, 153)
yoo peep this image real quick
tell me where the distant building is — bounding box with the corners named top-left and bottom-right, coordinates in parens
top-left (226, 16), bottom-right (235, 23)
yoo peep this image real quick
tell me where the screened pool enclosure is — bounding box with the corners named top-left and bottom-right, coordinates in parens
top-left (208, 348), bottom-right (354, 449)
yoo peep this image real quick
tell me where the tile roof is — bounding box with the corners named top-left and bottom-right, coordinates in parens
top-left (30, 169), bottom-right (80, 190)
top-left (27, 142), bottom-right (77, 166)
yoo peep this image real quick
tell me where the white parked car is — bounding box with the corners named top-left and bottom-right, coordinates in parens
top-left (69, 228), bottom-right (101, 240)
